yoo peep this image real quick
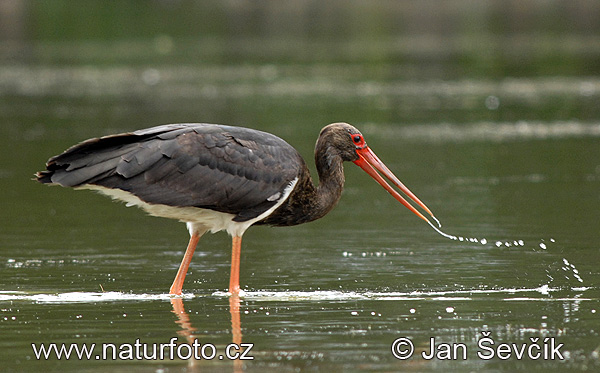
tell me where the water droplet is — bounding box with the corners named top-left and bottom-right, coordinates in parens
top-left (538, 285), bottom-right (550, 295)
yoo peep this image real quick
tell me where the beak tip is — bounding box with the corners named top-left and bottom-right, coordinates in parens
top-left (357, 146), bottom-right (440, 227)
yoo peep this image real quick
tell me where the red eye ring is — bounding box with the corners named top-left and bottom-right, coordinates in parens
top-left (351, 133), bottom-right (367, 149)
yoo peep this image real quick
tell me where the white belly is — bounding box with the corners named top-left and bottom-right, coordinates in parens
top-left (80, 178), bottom-right (298, 238)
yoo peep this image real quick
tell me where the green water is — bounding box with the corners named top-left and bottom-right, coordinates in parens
top-left (1, 1), bottom-right (599, 371)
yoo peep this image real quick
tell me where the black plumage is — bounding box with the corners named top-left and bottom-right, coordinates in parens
top-left (37, 123), bottom-right (302, 222)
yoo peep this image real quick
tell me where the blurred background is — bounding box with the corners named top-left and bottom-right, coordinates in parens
top-left (1, 0), bottom-right (600, 131)
top-left (1, 1), bottom-right (599, 372)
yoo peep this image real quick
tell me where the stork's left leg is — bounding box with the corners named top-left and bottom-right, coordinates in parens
top-left (229, 236), bottom-right (242, 294)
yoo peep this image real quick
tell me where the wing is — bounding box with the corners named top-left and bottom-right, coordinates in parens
top-left (37, 123), bottom-right (302, 222)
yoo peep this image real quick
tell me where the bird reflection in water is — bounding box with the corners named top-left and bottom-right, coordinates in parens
top-left (170, 296), bottom-right (243, 372)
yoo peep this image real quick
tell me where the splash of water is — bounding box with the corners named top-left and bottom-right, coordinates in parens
top-left (424, 219), bottom-right (584, 285)
top-left (426, 220), bottom-right (486, 244)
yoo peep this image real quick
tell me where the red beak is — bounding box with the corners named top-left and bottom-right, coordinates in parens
top-left (353, 146), bottom-right (439, 226)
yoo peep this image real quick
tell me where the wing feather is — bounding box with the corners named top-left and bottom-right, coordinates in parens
top-left (37, 123), bottom-right (302, 221)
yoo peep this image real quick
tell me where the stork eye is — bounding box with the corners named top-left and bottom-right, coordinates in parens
top-left (353, 135), bottom-right (362, 144)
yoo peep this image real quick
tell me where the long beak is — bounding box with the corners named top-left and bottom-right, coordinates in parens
top-left (353, 146), bottom-right (439, 226)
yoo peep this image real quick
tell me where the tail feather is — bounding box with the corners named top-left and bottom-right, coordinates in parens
top-left (35, 124), bottom-right (191, 188)
top-left (35, 170), bottom-right (54, 184)
top-left (35, 131), bottom-right (150, 187)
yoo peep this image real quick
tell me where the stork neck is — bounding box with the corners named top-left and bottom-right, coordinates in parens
top-left (314, 148), bottom-right (345, 218)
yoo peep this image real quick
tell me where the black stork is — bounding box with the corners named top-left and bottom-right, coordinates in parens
top-left (36, 122), bottom-right (437, 295)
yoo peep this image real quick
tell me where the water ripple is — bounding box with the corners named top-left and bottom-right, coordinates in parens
top-left (0, 286), bottom-right (593, 304)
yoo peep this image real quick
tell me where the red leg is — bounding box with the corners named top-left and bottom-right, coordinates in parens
top-left (169, 233), bottom-right (200, 295)
top-left (228, 236), bottom-right (242, 294)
